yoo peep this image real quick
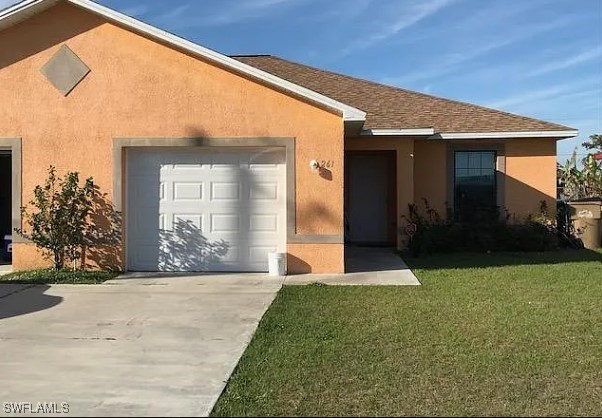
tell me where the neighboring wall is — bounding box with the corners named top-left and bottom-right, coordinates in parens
top-left (0, 3), bottom-right (344, 273)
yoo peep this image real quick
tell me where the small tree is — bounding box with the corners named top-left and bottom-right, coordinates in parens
top-left (582, 134), bottom-right (602, 152)
top-left (558, 134), bottom-right (602, 201)
top-left (582, 153), bottom-right (602, 197)
top-left (16, 166), bottom-right (96, 270)
top-left (558, 150), bottom-right (586, 200)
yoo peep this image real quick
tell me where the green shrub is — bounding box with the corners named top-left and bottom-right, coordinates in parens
top-left (402, 200), bottom-right (561, 256)
top-left (1, 269), bottom-right (118, 284)
top-left (16, 166), bottom-right (120, 271)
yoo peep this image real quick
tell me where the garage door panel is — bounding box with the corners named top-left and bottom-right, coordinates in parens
top-left (219, 245), bottom-right (240, 263)
top-left (173, 182), bottom-right (204, 201)
top-left (249, 246), bottom-right (278, 264)
top-left (249, 214), bottom-right (278, 232)
top-left (249, 182), bottom-right (279, 201)
top-left (210, 213), bottom-right (240, 233)
top-left (172, 214), bottom-right (204, 230)
top-left (127, 147), bottom-right (285, 272)
top-left (210, 182), bottom-right (241, 202)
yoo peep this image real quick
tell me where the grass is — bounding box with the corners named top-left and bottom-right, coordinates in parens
top-left (0, 269), bottom-right (119, 284)
top-left (213, 249), bottom-right (602, 416)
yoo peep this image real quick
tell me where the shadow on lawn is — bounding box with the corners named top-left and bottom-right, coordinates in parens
top-left (403, 248), bottom-right (602, 270)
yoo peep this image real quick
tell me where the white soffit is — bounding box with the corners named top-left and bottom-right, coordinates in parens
top-left (431, 130), bottom-right (579, 139)
top-left (361, 128), bottom-right (435, 136)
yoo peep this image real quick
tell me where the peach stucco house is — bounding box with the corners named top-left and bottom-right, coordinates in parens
top-left (0, 0), bottom-right (577, 274)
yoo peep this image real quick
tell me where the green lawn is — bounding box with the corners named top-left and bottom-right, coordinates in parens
top-left (0, 269), bottom-right (119, 284)
top-left (213, 249), bottom-right (602, 417)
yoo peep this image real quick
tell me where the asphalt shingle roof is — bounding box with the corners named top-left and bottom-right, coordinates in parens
top-left (232, 55), bottom-right (573, 133)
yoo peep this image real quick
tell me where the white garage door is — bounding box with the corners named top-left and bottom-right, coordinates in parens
top-left (126, 147), bottom-right (286, 272)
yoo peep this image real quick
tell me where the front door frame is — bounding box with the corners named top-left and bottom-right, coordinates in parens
top-left (0, 138), bottom-right (22, 244)
top-left (344, 150), bottom-right (397, 246)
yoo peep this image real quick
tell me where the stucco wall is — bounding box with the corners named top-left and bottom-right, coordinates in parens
top-left (413, 140), bottom-right (448, 216)
top-left (505, 138), bottom-right (557, 218)
top-left (0, 2), bottom-right (344, 273)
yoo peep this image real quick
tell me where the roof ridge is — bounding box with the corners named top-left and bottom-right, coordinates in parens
top-left (258, 55), bottom-right (572, 132)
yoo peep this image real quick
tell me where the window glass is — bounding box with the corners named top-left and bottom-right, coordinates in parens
top-left (468, 152), bottom-right (481, 169)
top-left (481, 153), bottom-right (495, 169)
top-left (455, 152), bottom-right (468, 169)
top-left (454, 151), bottom-right (497, 222)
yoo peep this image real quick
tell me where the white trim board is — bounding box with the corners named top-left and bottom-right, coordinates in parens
top-left (0, 0), bottom-right (366, 123)
top-left (361, 128), bottom-right (435, 136)
top-left (431, 130), bottom-right (579, 140)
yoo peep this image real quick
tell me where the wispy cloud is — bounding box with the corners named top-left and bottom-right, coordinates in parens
top-left (486, 79), bottom-right (600, 109)
top-left (202, 0), bottom-right (298, 25)
top-left (451, 0), bottom-right (553, 32)
top-left (486, 84), bottom-right (601, 156)
top-left (297, 0), bottom-right (372, 24)
top-left (154, 0), bottom-right (308, 29)
top-left (382, 15), bottom-right (580, 86)
top-left (339, 0), bottom-right (454, 57)
top-left (525, 46), bottom-right (602, 77)
top-left (121, 5), bottom-right (150, 18)
top-left (156, 4), bottom-right (190, 25)
top-left (422, 40), bottom-right (602, 89)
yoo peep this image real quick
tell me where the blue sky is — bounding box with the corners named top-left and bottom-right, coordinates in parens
top-left (2, 0), bottom-right (601, 160)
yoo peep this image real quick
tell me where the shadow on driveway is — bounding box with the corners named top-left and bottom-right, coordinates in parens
top-left (0, 285), bottom-right (62, 320)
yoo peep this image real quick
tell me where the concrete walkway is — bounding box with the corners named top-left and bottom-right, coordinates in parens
top-left (285, 246), bottom-right (421, 286)
top-left (0, 264), bottom-right (12, 276)
top-left (0, 276), bottom-right (282, 417)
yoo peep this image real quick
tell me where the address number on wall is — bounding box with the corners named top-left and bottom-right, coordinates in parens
top-left (320, 160), bottom-right (335, 169)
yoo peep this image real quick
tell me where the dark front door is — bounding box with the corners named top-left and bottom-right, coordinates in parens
top-left (345, 151), bottom-right (396, 245)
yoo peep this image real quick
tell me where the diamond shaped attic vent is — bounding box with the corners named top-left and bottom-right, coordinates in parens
top-left (41, 45), bottom-right (90, 96)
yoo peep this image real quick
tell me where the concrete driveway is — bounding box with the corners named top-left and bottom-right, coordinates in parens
top-left (0, 275), bottom-right (283, 417)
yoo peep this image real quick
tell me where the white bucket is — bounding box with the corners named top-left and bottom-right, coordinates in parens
top-left (268, 252), bottom-right (286, 276)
